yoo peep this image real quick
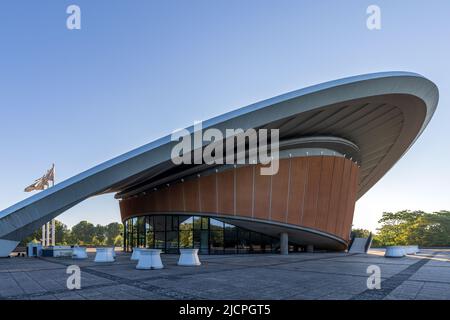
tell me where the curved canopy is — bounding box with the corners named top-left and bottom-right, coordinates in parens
top-left (0, 71), bottom-right (439, 241)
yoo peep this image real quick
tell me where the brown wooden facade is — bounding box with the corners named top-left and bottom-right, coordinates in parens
top-left (120, 156), bottom-right (359, 242)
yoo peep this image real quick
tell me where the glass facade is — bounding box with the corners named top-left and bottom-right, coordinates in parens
top-left (124, 215), bottom-right (279, 254)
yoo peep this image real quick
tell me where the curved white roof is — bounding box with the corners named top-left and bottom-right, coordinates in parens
top-left (0, 72), bottom-right (439, 241)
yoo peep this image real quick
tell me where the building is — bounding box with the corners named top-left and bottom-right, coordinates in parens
top-left (0, 72), bottom-right (439, 256)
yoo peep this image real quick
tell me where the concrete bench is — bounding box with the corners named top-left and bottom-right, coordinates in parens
top-left (136, 249), bottom-right (163, 270)
top-left (177, 249), bottom-right (201, 266)
top-left (131, 247), bottom-right (144, 261)
top-left (94, 247), bottom-right (115, 262)
top-left (385, 246), bottom-right (406, 258)
top-left (403, 245), bottom-right (419, 254)
top-left (53, 246), bottom-right (73, 258)
top-left (72, 246), bottom-right (88, 259)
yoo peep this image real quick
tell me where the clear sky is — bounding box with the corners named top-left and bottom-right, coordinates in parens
top-left (0, 0), bottom-right (449, 232)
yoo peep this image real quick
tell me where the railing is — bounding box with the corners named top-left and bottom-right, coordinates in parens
top-left (364, 232), bottom-right (373, 253)
top-left (348, 232), bottom-right (356, 252)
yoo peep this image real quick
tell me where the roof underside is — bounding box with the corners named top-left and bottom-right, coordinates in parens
top-left (0, 72), bottom-right (439, 241)
top-left (114, 93), bottom-right (428, 200)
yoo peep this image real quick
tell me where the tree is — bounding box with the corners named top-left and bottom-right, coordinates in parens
top-left (373, 210), bottom-right (450, 247)
top-left (114, 235), bottom-right (123, 247)
top-left (105, 222), bottom-right (123, 246)
top-left (93, 224), bottom-right (106, 245)
top-left (19, 229), bottom-right (42, 246)
top-left (351, 228), bottom-right (371, 238)
top-left (70, 220), bottom-right (96, 245)
top-left (19, 219), bottom-right (70, 246)
top-left (55, 220), bottom-right (70, 245)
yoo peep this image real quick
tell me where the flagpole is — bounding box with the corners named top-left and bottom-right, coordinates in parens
top-left (25, 164), bottom-right (55, 247)
top-left (51, 165), bottom-right (55, 246)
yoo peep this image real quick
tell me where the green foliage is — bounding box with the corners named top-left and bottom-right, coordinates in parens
top-left (351, 228), bottom-right (371, 238)
top-left (20, 220), bottom-right (70, 246)
top-left (105, 223), bottom-right (124, 246)
top-left (114, 235), bottom-right (123, 247)
top-left (373, 210), bottom-right (450, 247)
top-left (22, 220), bottom-right (125, 246)
top-left (70, 220), bottom-right (96, 245)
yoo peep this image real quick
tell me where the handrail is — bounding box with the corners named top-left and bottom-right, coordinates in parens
top-left (364, 232), bottom-right (373, 253)
top-left (348, 232), bottom-right (356, 252)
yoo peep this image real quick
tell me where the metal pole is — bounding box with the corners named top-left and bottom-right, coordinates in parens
top-left (51, 167), bottom-right (55, 246)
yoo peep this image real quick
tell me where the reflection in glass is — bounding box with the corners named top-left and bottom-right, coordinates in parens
top-left (179, 230), bottom-right (192, 248)
top-left (124, 215), bottom-right (279, 254)
top-left (224, 223), bottom-right (237, 254)
top-left (166, 231), bottom-right (178, 253)
top-left (153, 216), bottom-right (165, 231)
top-left (180, 216), bottom-right (193, 230)
top-left (154, 231), bottom-right (165, 249)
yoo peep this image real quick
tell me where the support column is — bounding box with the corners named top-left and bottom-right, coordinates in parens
top-left (46, 222), bottom-right (50, 247)
top-left (280, 232), bottom-right (288, 255)
top-left (42, 225), bottom-right (46, 246)
top-left (51, 219), bottom-right (55, 246)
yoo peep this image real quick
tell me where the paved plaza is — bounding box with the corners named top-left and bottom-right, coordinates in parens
top-left (0, 249), bottom-right (449, 300)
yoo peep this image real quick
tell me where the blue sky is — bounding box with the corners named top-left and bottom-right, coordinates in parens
top-left (0, 0), bottom-right (449, 231)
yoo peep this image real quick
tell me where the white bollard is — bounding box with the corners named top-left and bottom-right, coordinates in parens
top-left (131, 247), bottom-right (143, 261)
top-left (178, 249), bottom-right (201, 266)
top-left (72, 246), bottom-right (88, 259)
top-left (94, 247), bottom-right (115, 262)
top-left (385, 246), bottom-right (406, 258)
top-left (136, 249), bottom-right (164, 270)
top-left (403, 245), bottom-right (420, 255)
top-left (136, 250), bottom-right (152, 270)
top-left (150, 249), bottom-right (164, 269)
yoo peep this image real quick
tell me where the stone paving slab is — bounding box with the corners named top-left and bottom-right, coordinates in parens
top-left (0, 249), bottom-right (449, 300)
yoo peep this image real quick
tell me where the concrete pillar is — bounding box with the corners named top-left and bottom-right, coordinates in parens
top-left (51, 219), bottom-right (55, 246)
top-left (306, 244), bottom-right (314, 253)
top-left (280, 232), bottom-right (289, 255)
top-left (46, 222), bottom-right (50, 247)
top-left (42, 225), bottom-right (46, 246)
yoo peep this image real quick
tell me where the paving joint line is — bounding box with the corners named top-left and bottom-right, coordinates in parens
top-left (350, 252), bottom-right (439, 300)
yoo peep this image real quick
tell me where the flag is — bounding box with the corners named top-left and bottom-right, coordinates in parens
top-left (44, 164), bottom-right (55, 182)
top-left (24, 164), bottom-right (55, 192)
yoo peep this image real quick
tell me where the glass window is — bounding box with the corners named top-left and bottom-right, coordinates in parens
top-left (128, 219), bottom-right (134, 251)
top-left (210, 229), bottom-right (224, 254)
top-left (154, 231), bottom-right (165, 249)
top-left (237, 229), bottom-right (250, 253)
top-left (137, 216), bottom-right (146, 247)
top-left (261, 234), bottom-right (273, 253)
top-left (145, 216), bottom-right (154, 248)
top-left (166, 216), bottom-right (178, 231)
top-left (146, 216), bottom-right (153, 232)
top-left (146, 231), bottom-right (154, 248)
top-left (132, 218), bottom-right (138, 249)
top-left (179, 230), bottom-right (193, 248)
top-left (166, 231), bottom-right (178, 253)
top-left (250, 232), bottom-right (262, 253)
top-left (193, 216), bottom-right (202, 229)
top-left (193, 229), bottom-right (201, 248)
top-left (180, 216), bottom-right (193, 230)
top-left (124, 220), bottom-right (128, 251)
top-left (153, 216), bottom-right (165, 231)
top-left (224, 223), bottom-right (237, 254)
top-left (124, 215), bottom-right (281, 254)
top-left (210, 218), bottom-right (223, 230)
top-left (201, 217), bottom-right (208, 230)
